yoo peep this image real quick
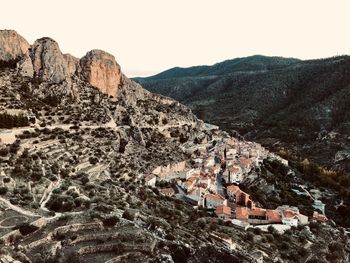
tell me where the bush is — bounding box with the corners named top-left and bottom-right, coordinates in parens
top-left (0, 186), bottom-right (8, 195)
top-left (102, 216), bottom-right (119, 227)
top-left (265, 234), bottom-right (274, 242)
top-left (253, 228), bottom-right (262, 235)
top-left (18, 223), bottom-right (39, 236)
top-left (280, 241), bottom-right (290, 250)
top-left (122, 210), bottom-right (134, 221)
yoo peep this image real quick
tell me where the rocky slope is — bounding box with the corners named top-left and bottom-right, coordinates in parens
top-left (0, 30), bottom-right (254, 263)
top-left (134, 55), bottom-right (350, 173)
top-left (0, 31), bottom-right (349, 263)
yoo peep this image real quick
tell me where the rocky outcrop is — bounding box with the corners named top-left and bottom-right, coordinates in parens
top-left (0, 30), bottom-right (30, 62)
top-left (17, 56), bottom-right (34, 77)
top-left (30, 37), bottom-right (72, 83)
top-left (63, 53), bottom-right (79, 76)
top-left (80, 50), bottom-right (121, 97)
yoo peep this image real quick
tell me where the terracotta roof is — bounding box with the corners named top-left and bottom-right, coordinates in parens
top-left (282, 210), bottom-right (299, 219)
top-left (226, 185), bottom-right (240, 193)
top-left (266, 209), bottom-right (282, 223)
top-left (239, 158), bottom-right (253, 166)
top-left (228, 166), bottom-right (240, 173)
top-left (249, 208), bottom-right (266, 217)
top-left (235, 207), bottom-right (249, 220)
top-left (187, 176), bottom-right (197, 183)
top-left (215, 205), bottom-right (231, 216)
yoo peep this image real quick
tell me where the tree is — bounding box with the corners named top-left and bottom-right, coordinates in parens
top-left (102, 216), bottom-right (119, 227)
top-left (18, 223), bottom-right (39, 236)
top-left (122, 210), bottom-right (134, 221)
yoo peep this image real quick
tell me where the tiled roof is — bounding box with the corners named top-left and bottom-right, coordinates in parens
top-left (282, 210), bottom-right (299, 219)
top-left (266, 209), bottom-right (282, 222)
top-left (226, 185), bottom-right (240, 194)
top-left (215, 205), bottom-right (231, 216)
top-left (249, 208), bottom-right (266, 217)
top-left (235, 207), bottom-right (249, 220)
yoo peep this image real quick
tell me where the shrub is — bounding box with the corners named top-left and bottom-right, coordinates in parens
top-left (280, 241), bottom-right (290, 250)
top-left (0, 186), bottom-right (8, 195)
top-left (18, 223), bottom-right (39, 236)
top-left (102, 216), bottom-right (120, 227)
top-left (122, 210), bottom-right (134, 221)
top-left (253, 228), bottom-right (262, 235)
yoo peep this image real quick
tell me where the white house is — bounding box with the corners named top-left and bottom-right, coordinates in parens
top-left (203, 193), bottom-right (227, 208)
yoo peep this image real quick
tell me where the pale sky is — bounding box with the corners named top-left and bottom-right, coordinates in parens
top-left (1, 0), bottom-right (350, 77)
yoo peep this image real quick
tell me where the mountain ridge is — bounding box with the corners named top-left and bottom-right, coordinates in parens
top-left (134, 54), bottom-right (350, 172)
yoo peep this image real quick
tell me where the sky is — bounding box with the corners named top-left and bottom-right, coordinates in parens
top-left (1, 0), bottom-right (350, 77)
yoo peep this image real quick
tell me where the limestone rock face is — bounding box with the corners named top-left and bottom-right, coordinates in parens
top-left (63, 53), bottom-right (79, 76)
top-left (17, 56), bottom-right (34, 77)
top-left (30, 37), bottom-right (72, 83)
top-left (80, 50), bottom-right (121, 97)
top-left (0, 30), bottom-right (30, 62)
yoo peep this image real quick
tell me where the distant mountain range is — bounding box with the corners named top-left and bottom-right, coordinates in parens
top-left (134, 55), bottom-right (350, 172)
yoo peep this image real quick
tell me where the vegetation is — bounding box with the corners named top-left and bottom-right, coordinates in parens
top-left (0, 112), bottom-right (28, 128)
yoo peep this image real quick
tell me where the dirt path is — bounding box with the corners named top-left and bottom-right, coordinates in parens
top-left (0, 197), bottom-right (38, 217)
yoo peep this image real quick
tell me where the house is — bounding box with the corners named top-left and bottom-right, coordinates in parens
top-left (206, 164), bottom-right (221, 175)
top-left (144, 174), bottom-right (156, 187)
top-left (227, 165), bottom-right (243, 184)
top-left (204, 157), bottom-right (215, 168)
top-left (277, 206), bottom-right (308, 226)
top-left (186, 187), bottom-right (203, 204)
top-left (265, 209), bottom-right (282, 224)
top-left (235, 207), bottom-right (282, 225)
top-left (186, 168), bottom-right (201, 179)
top-left (204, 193), bottom-right (227, 208)
top-left (226, 185), bottom-right (253, 208)
top-left (160, 188), bottom-right (175, 197)
top-left (215, 205), bottom-right (231, 220)
top-left (183, 176), bottom-right (197, 191)
top-left (281, 210), bottom-right (299, 227)
top-left (239, 157), bottom-right (253, 173)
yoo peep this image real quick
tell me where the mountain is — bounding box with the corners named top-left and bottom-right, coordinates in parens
top-left (0, 31), bottom-right (349, 263)
top-left (134, 55), bottom-right (350, 173)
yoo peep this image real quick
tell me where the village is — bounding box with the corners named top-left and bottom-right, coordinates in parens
top-left (145, 125), bottom-right (328, 232)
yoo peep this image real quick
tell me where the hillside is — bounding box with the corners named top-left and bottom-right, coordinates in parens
top-left (0, 31), bottom-right (349, 263)
top-left (134, 55), bottom-right (350, 173)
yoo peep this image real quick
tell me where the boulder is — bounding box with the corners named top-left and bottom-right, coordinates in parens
top-left (0, 30), bottom-right (30, 62)
top-left (17, 56), bottom-right (34, 77)
top-left (80, 49), bottom-right (121, 97)
top-left (30, 37), bottom-right (72, 83)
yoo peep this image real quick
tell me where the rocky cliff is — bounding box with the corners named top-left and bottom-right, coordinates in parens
top-left (0, 30), bottom-right (124, 97)
top-left (0, 30), bottom-right (30, 63)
